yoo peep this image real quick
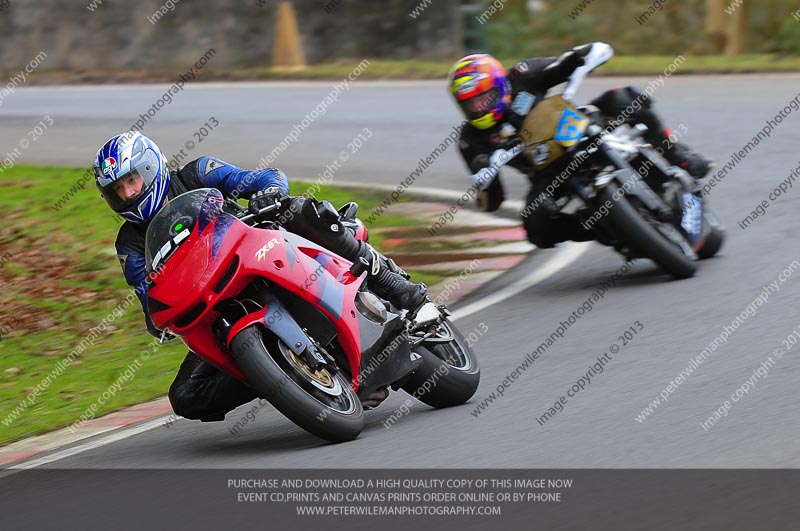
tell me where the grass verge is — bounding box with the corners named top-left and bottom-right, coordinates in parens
top-left (17, 55), bottom-right (800, 87)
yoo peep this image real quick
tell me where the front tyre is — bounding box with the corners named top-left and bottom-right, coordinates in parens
top-left (230, 325), bottom-right (364, 443)
top-left (402, 319), bottom-right (480, 408)
top-left (599, 181), bottom-right (697, 279)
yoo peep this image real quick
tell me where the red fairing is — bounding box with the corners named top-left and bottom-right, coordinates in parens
top-left (147, 213), bottom-right (368, 385)
top-left (352, 218), bottom-right (368, 242)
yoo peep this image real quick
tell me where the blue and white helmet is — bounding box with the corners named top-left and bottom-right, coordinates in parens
top-left (93, 132), bottom-right (170, 223)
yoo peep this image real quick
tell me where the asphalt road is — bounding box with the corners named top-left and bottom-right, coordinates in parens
top-left (3, 75), bottom-right (800, 470)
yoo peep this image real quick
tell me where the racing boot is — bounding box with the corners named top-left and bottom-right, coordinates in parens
top-left (352, 241), bottom-right (429, 312)
top-left (642, 128), bottom-right (712, 179)
top-left (360, 387), bottom-right (390, 410)
top-left (663, 140), bottom-right (712, 179)
top-left (299, 198), bottom-right (428, 312)
top-left (636, 125), bottom-right (711, 180)
top-left (639, 127), bottom-right (711, 180)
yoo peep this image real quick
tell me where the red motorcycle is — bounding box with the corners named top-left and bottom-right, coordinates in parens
top-left (144, 188), bottom-right (480, 442)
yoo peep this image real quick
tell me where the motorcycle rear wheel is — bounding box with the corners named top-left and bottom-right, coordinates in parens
top-left (402, 319), bottom-right (480, 408)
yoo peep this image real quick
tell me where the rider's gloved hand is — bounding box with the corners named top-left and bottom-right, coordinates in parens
top-left (468, 154), bottom-right (490, 174)
top-left (469, 154), bottom-right (503, 211)
top-left (498, 136), bottom-right (521, 151)
top-left (248, 186), bottom-right (283, 215)
top-left (476, 174), bottom-right (505, 212)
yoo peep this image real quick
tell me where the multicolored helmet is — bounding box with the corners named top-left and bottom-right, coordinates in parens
top-left (448, 54), bottom-right (512, 130)
top-left (93, 132), bottom-right (170, 224)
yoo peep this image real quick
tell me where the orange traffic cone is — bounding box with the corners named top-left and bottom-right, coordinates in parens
top-left (272, 1), bottom-right (307, 70)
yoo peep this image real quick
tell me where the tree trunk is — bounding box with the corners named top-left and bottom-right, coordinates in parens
top-left (705, 0), bottom-right (727, 54)
top-left (725, 0), bottom-right (750, 55)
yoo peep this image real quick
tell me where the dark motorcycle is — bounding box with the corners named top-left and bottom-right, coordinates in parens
top-left (476, 86), bottom-right (724, 279)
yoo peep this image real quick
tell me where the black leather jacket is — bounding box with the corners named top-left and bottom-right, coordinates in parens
top-left (458, 44), bottom-right (596, 175)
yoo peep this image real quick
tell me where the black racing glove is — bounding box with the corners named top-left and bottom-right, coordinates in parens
top-left (468, 154), bottom-right (491, 174)
top-left (477, 174), bottom-right (505, 212)
top-left (248, 186), bottom-right (284, 215)
top-left (469, 154), bottom-right (506, 212)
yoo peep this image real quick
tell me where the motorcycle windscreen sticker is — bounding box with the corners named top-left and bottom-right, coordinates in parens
top-left (554, 108), bottom-right (589, 147)
top-left (510, 91), bottom-right (536, 116)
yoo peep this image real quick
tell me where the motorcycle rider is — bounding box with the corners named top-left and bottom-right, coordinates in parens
top-left (94, 132), bottom-right (427, 420)
top-left (448, 42), bottom-right (712, 248)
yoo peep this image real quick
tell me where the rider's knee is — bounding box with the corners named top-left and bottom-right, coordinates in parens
top-left (168, 383), bottom-right (202, 420)
top-left (522, 212), bottom-right (557, 248)
top-left (524, 228), bottom-right (557, 248)
top-left (168, 383), bottom-right (227, 422)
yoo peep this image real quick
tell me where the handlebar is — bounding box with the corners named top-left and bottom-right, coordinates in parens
top-left (223, 198), bottom-right (247, 215)
top-left (224, 194), bottom-right (290, 224)
top-left (470, 144), bottom-right (524, 191)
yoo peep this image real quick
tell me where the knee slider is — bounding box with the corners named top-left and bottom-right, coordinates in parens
top-left (168, 384), bottom-right (201, 419)
top-left (525, 230), bottom-right (555, 249)
top-left (168, 386), bottom-right (225, 421)
top-left (522, 215), bottom-right (555, 249)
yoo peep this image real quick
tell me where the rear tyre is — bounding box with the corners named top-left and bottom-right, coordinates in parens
top-left (402, 319), bottom-right (480, 408)
top-left (230, 325), bottom-right (363, 443)
top-left (599, 182), bottom-right (696, 279)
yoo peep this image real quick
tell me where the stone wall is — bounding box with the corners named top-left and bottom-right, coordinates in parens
top-left (0, 0), bottom-right (463, 71)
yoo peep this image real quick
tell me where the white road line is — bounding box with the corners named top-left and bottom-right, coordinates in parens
top-left (292, 178), bottom-right (525, 209)
top-left (4, 417), bottom-right (169, 472)
top-left (451, 241), bottom-right (589, 321)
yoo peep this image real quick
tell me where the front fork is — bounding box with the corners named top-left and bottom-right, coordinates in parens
top-left (216, 292), bottom-right (332, 372)
top-left (634, 144), bottom-right (709, 247)
top-left (597, 141), bottom-right (674, 219)
top-left (577, 139), bottom-right (699, 258)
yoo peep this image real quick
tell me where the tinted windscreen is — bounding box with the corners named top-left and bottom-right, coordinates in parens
top-left (145, 188), bottom-right (224, 274)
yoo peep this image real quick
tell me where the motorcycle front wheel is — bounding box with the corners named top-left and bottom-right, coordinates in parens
top-left (230, 325), bottom-right (364, 443)
top-left (597, 181), bottom-right (697, 279)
